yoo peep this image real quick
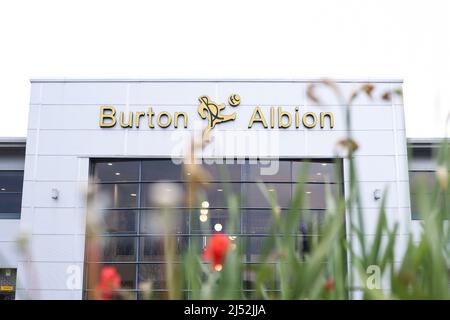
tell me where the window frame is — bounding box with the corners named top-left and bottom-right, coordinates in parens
top-left (84, 158), bottom-right (344, 299)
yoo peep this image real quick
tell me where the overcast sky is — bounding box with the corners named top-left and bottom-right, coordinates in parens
top-left (0, 0), bottom-right (449, 138)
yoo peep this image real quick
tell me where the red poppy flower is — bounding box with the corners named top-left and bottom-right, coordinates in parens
top-left (203, 232), bottom-right (231, 270)
top-left (324, 277), bottom-right (335, 293)
top-left (95, 266), bottom-right (121, 300)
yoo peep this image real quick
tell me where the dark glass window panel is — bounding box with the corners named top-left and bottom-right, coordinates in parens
top-left (245, 236), bottom-right (267, 262)
top-left (85, 263), bottom-right (136, 290)
top-left (102, 210), bottom-right (137, 234)
top-left (140, 183), bottom-right (185, 208)
top-left (99, 237), bottom-right (136, 262)
top-left (244, 183), bottom-right (291, 208)
top-left (141, 160), bottom-right (183, 181)
top-left (292, 161), bottom-right (338, 183)
top-left (97, 183), bottom-right (139, 208)
top-left (300, 210), bottom-right (326, 229)
top-left (411, 147), bottom-right (433, 158)
top-left (86, 158), bottom-right (344, 298)
top-left (139, 236), bottom-right (188, 262)
top-left (244, 235), bottom-right (310, 263)
top-left (410, 192), bottom-right (435, 220)
top-left (112, 264), bottom-right (136, 290)
top-left (201, 162), bottom-right (242, 181)
top-left (409, 171), bottom-right (436, 191)
top-left (242, 210), bottom-right (274, 234)
top-left (140, 210), bottom-right (188, 234)
top-left (293, 183), bottom-right (339, 209)
top-left (94, 161), bottom-right (139, 182)
top-left (242, 209), bottom-right (325, 235)
top-left (409, 170), bottom-right (450, 220)
top-left (0, 193), bottom-right (22, 214)
top-left (138, 264), bottom-right (166, 289)
top-left (245, 161), bottom-right (291, 182)
top-left (190, 208), bottom-right (230, 234)
top-left (0, 171), bottom-right (24, 192)
top-left (202, 183), bottom-right (241, 208)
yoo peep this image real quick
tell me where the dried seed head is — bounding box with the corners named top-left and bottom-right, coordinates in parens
top-left (348, 90), bottom-right (359, 104)
top-left (334, 138), bottom-right (359, 157)
top-left (381, 92), bottom-right (391, 101)
top-left (361, 84), bottom-right (374, 98)
top-left (436, 165), bottom-right (448, 190)
top-left (306, 84), bottom-right (320, 104)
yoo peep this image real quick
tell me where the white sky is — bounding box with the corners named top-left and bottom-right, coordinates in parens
top-left (0, 0), bottom-right (449, 138)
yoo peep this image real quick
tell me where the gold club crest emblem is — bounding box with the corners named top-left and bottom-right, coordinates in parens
top-left (197, 94), bottom-right (240, 139)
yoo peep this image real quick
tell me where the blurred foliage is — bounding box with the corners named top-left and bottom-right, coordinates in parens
top-left (177, 81), bottom-right (450, 300)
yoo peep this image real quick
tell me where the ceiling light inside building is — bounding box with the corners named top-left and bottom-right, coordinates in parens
top-left (201, 201), bottom-right (209, 208)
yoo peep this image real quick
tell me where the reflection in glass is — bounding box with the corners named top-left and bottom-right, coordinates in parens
top-left (86, 159), bottom-right (343, 299)
top-left (292, 160), bottom-right (338, 183)
top-left (202, 161), bottom-right (242, 181)
top-left (142, 160), bottom-right (183, 181)
top-left (86, 263), bottom-right (136, 290)
top-left (102, 210), bottom-right (137, 234)
top-left (244, 183), bottom-right (291, 208)
top-left (97, 184), bottom-right (139, 208)
top-left (246, 161), bottom-right (291, 182)
top-left (140, 236), bottom-right (187, 262)
top-left (202, 183), bottom-right (241, 208)
top-left (140, 183), bottom-right (186, 208)
top-left (190, 209), bottom-right (230, 234)
top-left (94, 161), bottom-right (139, 182)
top-left (140, 210), bottom-right (187, 234)
top-left (139, 264), bottom-right (166, 289)
top-left (101, 237), bottom-right (136, 262)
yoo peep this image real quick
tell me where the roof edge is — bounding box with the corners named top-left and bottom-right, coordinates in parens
top-left (30, 77), bottom-right (404, 84)
top-left (0, 137), bottom-right (26, 148)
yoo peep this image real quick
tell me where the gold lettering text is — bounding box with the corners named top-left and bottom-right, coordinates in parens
top-left (157, 111), bottom-right (172, 128)
top-left (320, 112), bottom-right (334, 129)
top-left (147, 107), bottom-right (155, 128)
top-left (278, 107), bottom-right (292, 128)
top-left (248, 106), bottom-right (268, 128)
top-left (119, 111), bottom-right (133, 128)
top-left (99, 106), bottom-right (117, 128)
top-left (135, 112), bottom-right (145, 128)
top-left (302, 112), bottom-right (318, 128)
top-left (174, 112), bottom-right (188, 128)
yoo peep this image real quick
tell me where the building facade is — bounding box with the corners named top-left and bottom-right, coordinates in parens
top-left (0, 79), bottom-right (420, 299)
